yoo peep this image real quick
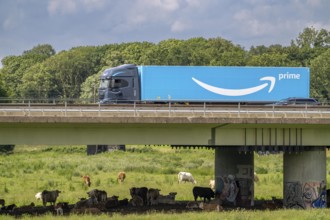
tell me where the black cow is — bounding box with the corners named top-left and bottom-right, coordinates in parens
top-left (130, 187), bottom-right (148, 205)
top-left (118, 198), bottom-right (129, 207)
top-left (87, 189), bottom-right (107, 203)
top-left (105, 196), bottom-right (119, 209)
top-left (74, 197), bottom-right (98, 209)
top-left (0, 199), bottom-right (5, 207)
top-left (41, 190), bottom-right (61, 206)
top-left (193, 186), bottom-right (215, 202)
top-left (0, 204), bottom-right (16, 211)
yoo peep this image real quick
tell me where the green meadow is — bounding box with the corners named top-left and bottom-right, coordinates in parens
top-left (1, 145), bottom-right (330, 219)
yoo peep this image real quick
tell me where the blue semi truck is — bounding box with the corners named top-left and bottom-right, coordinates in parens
top-left (98, 64), bottom-right (310, 103)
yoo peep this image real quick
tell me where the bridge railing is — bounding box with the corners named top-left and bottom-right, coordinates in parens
top-left (1, 98), bottom-right (329, 106)
top-left (1, 100), bottom-right (330, 119)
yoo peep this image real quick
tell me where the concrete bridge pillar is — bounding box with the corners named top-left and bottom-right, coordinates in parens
top-left (283, 147), bottom-right (326, 209)
top-left (215, 147), bottom-right (254, 207)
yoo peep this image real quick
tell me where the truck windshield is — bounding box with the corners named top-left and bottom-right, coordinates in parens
top-left (110, 78), bottom-right (129, 89)
top-left (99, 79), bottom-right (109, 89)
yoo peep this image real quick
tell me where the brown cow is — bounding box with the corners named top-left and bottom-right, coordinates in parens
top-left (82, 175), bottom-right (91, 187)
top-left (117, 172), bottom-right (126, 183)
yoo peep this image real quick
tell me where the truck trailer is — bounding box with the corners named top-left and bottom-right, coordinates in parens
top-left (98, 64), bottom-right (310, 104)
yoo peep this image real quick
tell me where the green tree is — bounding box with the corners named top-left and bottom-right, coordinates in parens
top-left (206, 37), bottom-right (246, 66)
top-left (103, 42), bottom-right (155, 67)
top-left (156, 39), bottom-right (191, 65)
top-left (23, 44), bottom-right (56, 57)
top-left (1, 55), bottom-right (28, 97)
top-left (249, 45), bottom-right (269, 55)
top-left (248, 44), bottom-right (302, 67)
top-left (183, 37), bottom-right (210, 66)
top-left (80, 68), bottom-right (106, 103)
top-left (0, 44), bottom-right (56, 98)
top-left (310, 49), bottom-right (330, 102)
top-left (44, 46), bottom-right (105, 100)
top-left (246, 52), bottom-right (295, 66)
top-left (291, 27), bottom-right (330, 66)
top-left (19, 63), bottom-right (52, 100)
top-left (294, 27), bottom-right (330, 48)
top-left (122, 42), bottom-right (155, 65)
top-left (102, 44), bottom-right (127, 67)
top-left (0, 73), bottom-right (8, 98)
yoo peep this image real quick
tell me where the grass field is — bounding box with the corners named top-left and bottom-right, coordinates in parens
top-left (0, 145), bottom-right (330, 219)
top-left (1, 209), bottom-right (330, 220)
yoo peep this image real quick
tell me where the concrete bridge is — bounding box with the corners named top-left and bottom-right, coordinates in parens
top-left (1, 104), bottom-right (330, 209)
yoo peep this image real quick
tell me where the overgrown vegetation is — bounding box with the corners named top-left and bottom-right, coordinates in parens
top-left (1, 145), bottom-right (330, 219)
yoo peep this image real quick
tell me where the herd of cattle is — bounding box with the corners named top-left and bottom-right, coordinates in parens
top-left (0, 171), bottom-right (264, 216)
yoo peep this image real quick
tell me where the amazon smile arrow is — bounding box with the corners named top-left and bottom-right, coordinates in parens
top-left (192, 76), bottom-right (276, 96)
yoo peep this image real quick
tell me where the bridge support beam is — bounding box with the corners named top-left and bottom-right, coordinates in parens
top-left (283, 147), bottom-right (326, 209)
top-left (215, 147), bottom-right (254, 207)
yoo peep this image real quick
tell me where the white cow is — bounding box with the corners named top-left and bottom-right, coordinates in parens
top-left (209, 180), bottom-right (215, 190)
top-left (178, 172), bottom-right (197, 184)
top-left (35, 192), bottom-right (42, 200)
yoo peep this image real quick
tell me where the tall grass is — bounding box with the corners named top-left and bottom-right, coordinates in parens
top-left (0, 145), bottom-right (329, 219)
top-left (0, 145), bottom-right (217, 205)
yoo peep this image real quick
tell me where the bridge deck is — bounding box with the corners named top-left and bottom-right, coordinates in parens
top-left (1, 104), bottom-right (330, 145)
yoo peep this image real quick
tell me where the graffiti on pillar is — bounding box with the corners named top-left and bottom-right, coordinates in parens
top-left (226, 175), bottom-right (239, 203)
top-left (302, 182), bottom-right (318, 208)
top-left (312, 189), bottom-right (326, 208)
top-left (236, 165), bottom-right (254, 206)
top-left (236, 165), bottom-right (253, 179)
top-left (303, 181), bottom-right (326, 208)
top-left (284, 182), bottom-right (305, 209)
top-left (284, 181), bottom-right (326, 209)
top-left (218, 174), bottom-right (239, 205)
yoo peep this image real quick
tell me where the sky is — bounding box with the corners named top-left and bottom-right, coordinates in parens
top-left (0, 0), bottom-right (330, 65)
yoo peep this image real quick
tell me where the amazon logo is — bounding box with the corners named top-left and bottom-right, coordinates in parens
top-left (192, 77), bottom-right (276, 97)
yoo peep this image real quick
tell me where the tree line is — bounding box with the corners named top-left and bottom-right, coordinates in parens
top-left (0, 26), bottom-right (330, 102)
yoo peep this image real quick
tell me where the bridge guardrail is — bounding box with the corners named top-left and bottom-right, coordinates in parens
top-left (1, 101), bottom-right (330, 118)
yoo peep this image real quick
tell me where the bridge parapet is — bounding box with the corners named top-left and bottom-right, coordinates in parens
top-left (0, 104), bottom-right (330, 120)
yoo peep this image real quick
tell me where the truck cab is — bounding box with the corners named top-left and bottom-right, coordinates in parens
top-left (98, 64), bottom-right (140, 103)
